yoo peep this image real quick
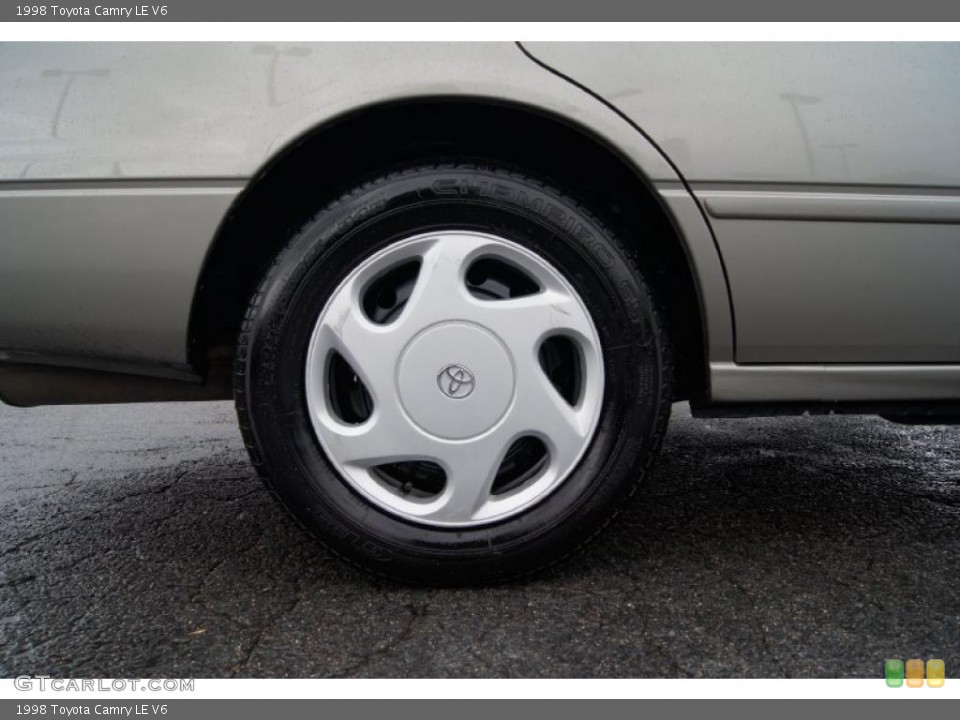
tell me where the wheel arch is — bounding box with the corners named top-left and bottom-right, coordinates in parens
top-left (189, 97), bottom-right (710, 401)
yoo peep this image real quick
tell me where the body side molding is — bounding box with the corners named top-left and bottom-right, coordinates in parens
top-left (700, 187), bottom-right (960, 224)
top-left (711, 362), bottom-right (960, 402)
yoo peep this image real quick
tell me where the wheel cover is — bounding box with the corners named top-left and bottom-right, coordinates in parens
top-left (305, 231), bottom-right (604, 528)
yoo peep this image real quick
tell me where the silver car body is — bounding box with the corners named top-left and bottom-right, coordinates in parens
top-left (1, 42), bottom-right (959, 406)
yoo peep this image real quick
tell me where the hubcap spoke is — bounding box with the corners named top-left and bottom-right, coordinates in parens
top-left (400, 234), bottom-right (492, 328)
top-left (419, 435), bottom-right (512, 523)
top-left (325, 405), bottom-right (432, 468)
top-left (511, 362), bottom-right (593, 472)
top-left (310, 287), bottom-right (402, 408)
top-left (477, 289), bottom-right (596, 355)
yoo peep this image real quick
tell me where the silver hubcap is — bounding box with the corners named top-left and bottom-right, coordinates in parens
top-left (305, 231), bottom-right (604, 527)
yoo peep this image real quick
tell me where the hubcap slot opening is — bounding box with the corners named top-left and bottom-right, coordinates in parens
top-left (361, 258), bottom-right (422, 325)
top-left (326, 352), bottom-right (373, 424)
top-left (466, 256), bottom-right (541, 300)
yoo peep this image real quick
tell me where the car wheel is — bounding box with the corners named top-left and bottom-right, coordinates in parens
top-left (234, 163), bottom-right (672, 584)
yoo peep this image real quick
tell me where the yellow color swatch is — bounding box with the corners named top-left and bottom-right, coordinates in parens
top-left (926, 659), bottom-right (945, 688)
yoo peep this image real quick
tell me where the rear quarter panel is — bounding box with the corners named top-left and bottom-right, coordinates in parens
top-left (527, 42), bottom-right (960, 364)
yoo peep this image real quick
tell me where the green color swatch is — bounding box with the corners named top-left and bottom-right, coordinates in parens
top-left (886, 659), bottom-right (904, 687)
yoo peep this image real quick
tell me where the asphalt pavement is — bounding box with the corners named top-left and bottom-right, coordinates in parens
top-left (1, 400), bottom-right (958, 678)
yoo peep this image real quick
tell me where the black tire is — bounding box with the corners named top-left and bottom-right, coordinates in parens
top-left (234, 163), bottom-right (672, 585)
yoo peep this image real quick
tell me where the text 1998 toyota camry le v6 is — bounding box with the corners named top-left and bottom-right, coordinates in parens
top-left (1, 42), bottom-right (958, 583)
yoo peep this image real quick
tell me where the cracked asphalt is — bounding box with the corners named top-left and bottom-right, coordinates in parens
top-left (1, 400), bottom-right (958, 678)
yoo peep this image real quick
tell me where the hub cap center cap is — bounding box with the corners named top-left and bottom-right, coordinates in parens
top-left (398, 322), bottom-right (514, 440)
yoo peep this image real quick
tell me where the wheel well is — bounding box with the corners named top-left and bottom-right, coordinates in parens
top-left (191, 98), bottom-right (707, 400)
